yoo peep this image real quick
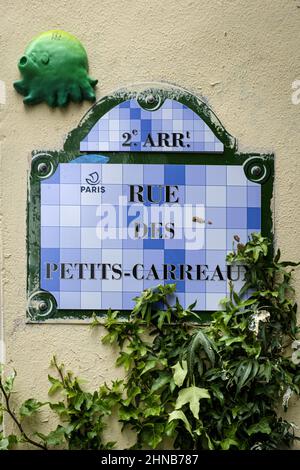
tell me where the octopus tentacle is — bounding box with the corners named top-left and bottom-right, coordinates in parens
top-left (13, 80), bottom-right (28, 96)
top-left (69, 83), bottom-right (82, 103)
top-left (81, 82), bottom-right (96, 101)
top-left (46, 93), bottom-right (57, 108)
top-left (23, 93), bottom-right (41, 105)
top-left (88, 77), bottom-right (98, 88)
top-left (57, 88), bottom-right (69, 107)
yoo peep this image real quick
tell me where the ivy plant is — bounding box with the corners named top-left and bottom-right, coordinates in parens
top-left (0, 357), bottom-right (122, 450)
top-left (100, 233), bottom-right (300, 449)
top-left (1, 233), bottom-right (300, 450)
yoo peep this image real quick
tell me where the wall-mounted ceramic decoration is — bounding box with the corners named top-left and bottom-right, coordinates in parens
top-left (14, 30), bottom-right (97, 107)
top-left (26, 84), bottom-right (274, 322)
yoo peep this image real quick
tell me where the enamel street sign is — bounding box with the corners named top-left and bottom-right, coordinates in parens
top-left (27, 85), bottom-right (274, 321)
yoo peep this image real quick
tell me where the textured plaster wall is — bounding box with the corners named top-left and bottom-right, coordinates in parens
top-left (0, 0), bottom-right (300, 448)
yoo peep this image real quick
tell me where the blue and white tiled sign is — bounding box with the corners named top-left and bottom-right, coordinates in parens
top-left (40, 163), bottom-right (261, 311)
top-left (80, 99), bottom-right (224, 153)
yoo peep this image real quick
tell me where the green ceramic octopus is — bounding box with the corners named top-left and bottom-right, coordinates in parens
top-left (14, 30), bottom-right (98, 107)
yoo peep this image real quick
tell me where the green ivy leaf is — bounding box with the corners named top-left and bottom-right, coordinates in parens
top-left (140, 423), bottom-right (164, 449)
top-left (175, 386), bottom-right (210, 419)
top-left (246, 417), bottom-right (272, 436)
top-left (172, 361), bottom-right (188, 387)
top-left (168, 410), bottom-right (192, 435)
top-left (150, 372), bottom-right (171, 393)
top-left (74, 393), bottom-right (85, 411)
top-left (220, 437), bottom-right (239, 450)
top-left (0, 437), bottom-right (9, 450)
top-left (19, 398), bottom-right (46, 418)
top-left (219, 335), bottom-right (246, 346)
top-left (50, 401), bottom-right (68, 416)
top-left (38, 425), bottom-right (69, 447)
top-left (3, 370), bottom-right (16, 394)
top-left (48, 375), bottom-right (63, 395)
top-left (116, 352), bottom-right (133, 371)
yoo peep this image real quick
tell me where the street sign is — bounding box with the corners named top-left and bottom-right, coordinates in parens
top-left (27, 85), bottom-right (274, 321)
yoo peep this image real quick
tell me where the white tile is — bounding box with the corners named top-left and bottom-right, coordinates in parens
top-left (162, 108), bottom-right (173, 119)
top-left (41, 205), bottom-right (59, 226)
top-left (102, 292), bottom-right (122, 309)
top-left (81, 190), bottom-right (102, 206)
top-left (60, 292), bottom-right (80, 309)
top-left (102, 278), bottom-right (123, 291)
top-left (81, 292), bottom-right (101, 309)
top-left (109, 130), bottom-right (120, 142)
top-left (206, 228), bottom-right (227, 249)
top-left (206, 293), bottom-right (223, 311)
top-left (60, 227), bottom-right (81, 248)
top-left (109, 120), bottom-right (120, 130)
top-left (204, 130), bottom-right (215, 143)
top-left (206, 186), bottom-right (226, 207)
top-left (227, 166), bottom-right (246, 186)
top-left (60, 206), bottom-right (80, 227)
top-left (102, 164), bottom-right (123, 184)
top-left (101, 249), bottom-right (123, 265)
top-left (81, 227), bottom-right (102, 248)
top-left (60, 184), bottom-right (80, 205)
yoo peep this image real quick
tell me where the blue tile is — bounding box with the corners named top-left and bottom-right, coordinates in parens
top-left (185, 250), bottom-right (205, 265)
top-left (123, 292), bottom-right (140, 309)
top-left (186, 281), bottom-right (205, 293)
top-left (60, 164), bottom-right (81, 184)
top-left (144, 165), bottom-right (164, 184)
top-left (144, 249), bottom-right (164, 267)
top-left (164, 249), bottom-right (185, 264)
top-left (164, 238), bottom-right (185, 250)
top-left (206, 207), bottom-right (226, 228)
top-left (194, 142), bottom-right (205, 152)
top-left (206, 250), bottom-right (227, 269)
top-left (186, 293), bottom-right (205, 310)
top-left (227, 186), bottom-right (247, 207)
top-left (143, 238), bottom-right (164, 249)
top-left (40, 248), bottom-right (60, 291)
top-left (44, 166), bottom-right (60, 184)
top-left (60, 292), bottom-right (81, 309)
top-left (81, 206), bottom-right (100, 227)
top-left (41, 227), bottom-right (59, 248)
top-left (247, 186), bottom-right (261, 207)
top-left (60, 248), bottom-right (83, 263)
top-left (119, 108), bottom-right (130, 119)
top-left (141, 119), bottom-right (152, 132)
top-left (206, 165), bottom-right (226, 185)
top-left (123, 237), bottom-right (143, 249)
top-left (60, 279), bottom-right (81, 292)
top-left (41, 184), bottom-right (60, 205)
top-left (102, 292), bottom-right (123, 309)
top-left (185, 165), bottom-right (206, 185)
top-left (247, 208), bottom-right (261, 229)
top-left (227, 208), bottom-right (247, 229)
top-left (130, 108), bottom-right (141, 119)
top-left (119, 100), bottom-right (131, 108)
top-left (165, 165), bottom-right (185, 185)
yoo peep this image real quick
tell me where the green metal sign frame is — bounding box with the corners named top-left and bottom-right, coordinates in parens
top-left (27, 84), bottom-right (274, 322)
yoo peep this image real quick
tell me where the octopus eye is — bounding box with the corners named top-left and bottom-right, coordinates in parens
top-left (19, 56), bottom-right (28, 66)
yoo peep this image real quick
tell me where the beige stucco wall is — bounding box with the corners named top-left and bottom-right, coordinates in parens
top-left (1, 0), bottom-right (300, 448)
